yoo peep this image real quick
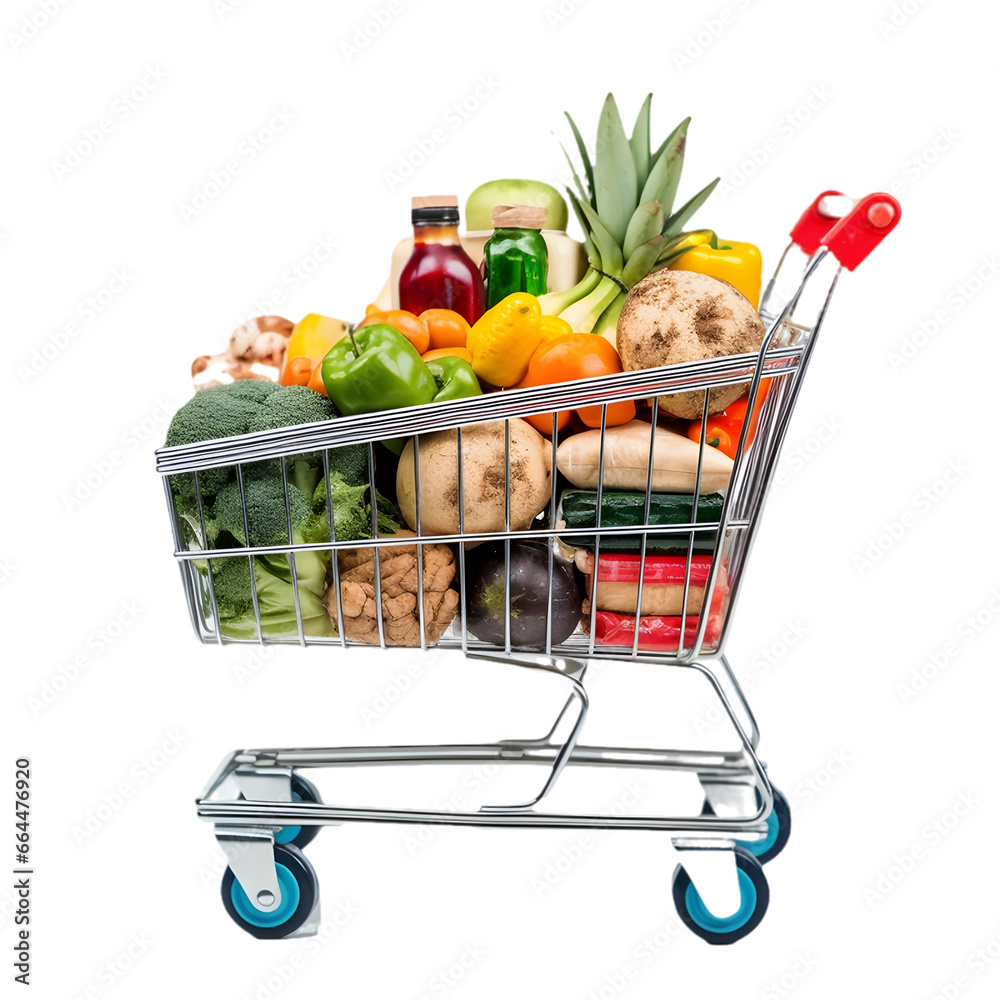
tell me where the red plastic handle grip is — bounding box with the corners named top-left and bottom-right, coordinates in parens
top-left (821, 192), bottom-right (901, 271)
top-left (790, 190), bottom-right (844, 255)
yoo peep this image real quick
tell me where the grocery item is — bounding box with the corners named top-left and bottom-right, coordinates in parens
top-left (398, 195), bottom-right (485, 324)
top-left (420, 308), bottom-right (471, 350)
top-left (667, 235), bottom-right (763, 309)
top-left (191, 315), bottom-right (294, 389)
top-left (464, 541), bottom-right (582, 648)
top-left (325, 531), bottom-right (460, 646)
top-left (465, 292), bottom-right (543, 387)
top-left (280, 313), bottom-right (349, 386)
top-left (356, 309), bottom-right (431, 355)
top-left (515, 332), bottom-right (635, 434)
top-left (483, 204), bottom-right (549, 309)
top-left (687, 382), bottom-right (770, 459)
top-left (556, 419), bottom-right (734, 492)
top-left (423, 355), bottom-right (482, 403)
top-left (540, 94), bottom-right (719, 339)
top-left (395, 418), bottom-right (551, 536)
top-left (422, 346), bottom-right (473, 365)
top-left (575, 551), bottom-right (727, 616)
top-left (164, 381), bottom-right (397, 640)
top-left (558, 490), bottom-right (724, 554)
top-left (585, 610), bottom-right (723, 652)
top-left (616, 269), bottom-right (766, 419)
top-left (466, 179), bottom-right (569, 231)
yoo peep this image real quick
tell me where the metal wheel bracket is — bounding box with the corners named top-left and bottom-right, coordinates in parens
top-left (216, 826), bottom-right (282, 913)
top-left (672, 843), bottom-right (744, 920)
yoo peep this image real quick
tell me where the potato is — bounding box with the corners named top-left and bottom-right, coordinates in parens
top-left (396, 418), bottom-right (552, 536)
top-left (616, 269), bottom-right (765, 419)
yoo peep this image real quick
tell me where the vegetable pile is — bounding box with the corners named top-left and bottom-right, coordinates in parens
top-left (164, 93), bottom-right (779, 651)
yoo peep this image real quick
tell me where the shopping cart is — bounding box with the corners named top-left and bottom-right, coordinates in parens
top-left (155, 192), bottom-right (899, 944)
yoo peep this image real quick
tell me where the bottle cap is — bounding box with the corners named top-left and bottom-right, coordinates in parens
top-left (492, 204), bottom-right (547, 229)
top-left (412, 195), bottom-right (460, 225)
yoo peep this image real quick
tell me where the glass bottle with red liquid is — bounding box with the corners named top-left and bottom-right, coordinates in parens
top-left (398, 196), bottom-right (485, 325)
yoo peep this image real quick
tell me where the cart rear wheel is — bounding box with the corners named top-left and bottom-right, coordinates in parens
top-left (736, 787), bottom-right (791, 865)
top-left (221, 843), bottom-right (318, 939)
top-left (672, 847), bottom-right (768, 945)
top-left (274, 774), bottom-right (322, 849)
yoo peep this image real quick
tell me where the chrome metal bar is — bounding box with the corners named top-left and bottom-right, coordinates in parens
top-left (236, 463), bottom-right (264, 643)
top-left (193, 470), bottom-right (223, 646)
top-left (279, 455), bottom-right (306, 647)
top-left (323, 449), bottom-right (347, 649)
top-left (367, 442), bottom-right (386, 648)
top-left (413, 433), bottom-right (426, 653)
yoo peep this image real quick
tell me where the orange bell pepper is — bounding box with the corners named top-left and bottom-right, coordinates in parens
top-left (283, 355), bottom-right (314, 387)
top-left (419, 308), bottom-right (471, 350)
top-left (307, 363), bottom-right (328, 396)
top-left (356, 309), bottom-right (430, 355)
top-left (280, 313), bottom-right (348, 386)
top-left (516, 333), bottom-right (636, 436)
top-left (686, 382), bottom-right (770, 458)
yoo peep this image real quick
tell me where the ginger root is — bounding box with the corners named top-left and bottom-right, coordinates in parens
top-left (325, 531), bottom-right (460, 646)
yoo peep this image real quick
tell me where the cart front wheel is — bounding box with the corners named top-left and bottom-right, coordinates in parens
top-left (221, 843), bottom-right (318, 939)
top-left (736, 787), bottom-right (791, 865)
top-left (274, 773), bottom-right (322, 850)
top-left (672, 847), bottom-right (768, 945)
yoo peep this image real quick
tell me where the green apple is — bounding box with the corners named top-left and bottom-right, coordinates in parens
top-left (465, 179), bottom-right (569, 232)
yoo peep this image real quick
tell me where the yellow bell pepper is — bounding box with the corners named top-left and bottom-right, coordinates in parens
top-left (668, 236), bottom-right (763, 310)
top-left (280, 313), bottom-right (349, 386)
top-left (466, 292), bottom-right (543, 387)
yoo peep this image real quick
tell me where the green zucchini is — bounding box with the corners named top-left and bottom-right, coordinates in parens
top-left (558, 490), bottom-right (723, 554)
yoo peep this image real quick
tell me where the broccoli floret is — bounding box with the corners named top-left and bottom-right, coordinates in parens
top-left (209, 556), bottom-right (255, 620)
top-left (305, 472), bottom-right (400, 543)
top-left (248, 386), bottom-right (337, 433)
top-left (212, 476), bottom-right (313, 547)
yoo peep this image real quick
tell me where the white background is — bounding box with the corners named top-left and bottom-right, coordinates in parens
top-left (4, 0), bottom-right (1000, 996)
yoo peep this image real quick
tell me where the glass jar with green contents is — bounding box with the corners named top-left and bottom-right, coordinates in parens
top-left (482, 204), bottom-right (549, 309)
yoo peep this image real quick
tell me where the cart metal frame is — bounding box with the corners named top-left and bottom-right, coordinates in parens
top-left (155, 192), bottom-right (899, 941)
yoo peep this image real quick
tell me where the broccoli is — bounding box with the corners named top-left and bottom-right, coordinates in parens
top-left (163, 380), bottom-right (400, 641)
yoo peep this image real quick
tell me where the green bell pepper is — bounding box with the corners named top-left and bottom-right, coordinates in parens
top-left (321, 324), bottom-right (437, 416)
top-left (320, 325), bottom-right (482, 455)
top-left (425, 356), bottom-right (482, 403)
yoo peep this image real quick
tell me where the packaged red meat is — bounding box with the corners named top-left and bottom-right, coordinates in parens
top-left (584, 610), bottom-right (724, 652)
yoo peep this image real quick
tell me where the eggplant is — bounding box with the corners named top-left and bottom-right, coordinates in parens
top-left (464, 541), bottom-right (582, 649)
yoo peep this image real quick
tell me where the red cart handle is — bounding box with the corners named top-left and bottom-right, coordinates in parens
top-left (821, 192), bottom-right (900, 270)
top-left (789, 190), bottom-right (844, 255)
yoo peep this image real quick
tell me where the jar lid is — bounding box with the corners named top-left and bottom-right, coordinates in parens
top-left (412, 195), bottom-right (460, 225)
top-left (492, 203), bottom-right (547, 229)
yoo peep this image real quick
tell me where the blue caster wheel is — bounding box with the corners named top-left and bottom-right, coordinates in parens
top-left (274, 774), bottom-right (322, 850)
top-left (736, 787), bottom-right (791, 865)
top-left (672, 847), bottom-right (769, 945)
top-left (221, 843), bottom-right (318, 940)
